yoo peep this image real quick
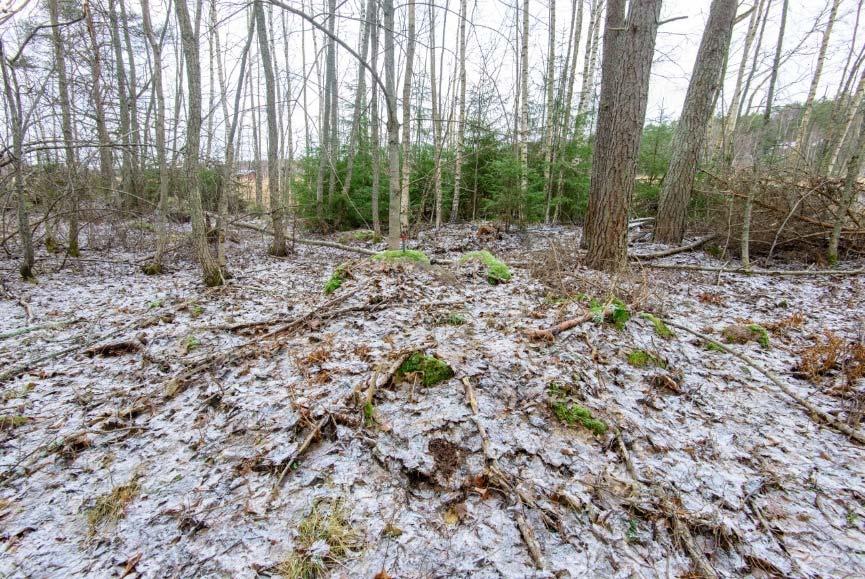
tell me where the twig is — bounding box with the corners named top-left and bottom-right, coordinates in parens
top-left (663, 319), bottom-right (865, 444)
top-left (524, 311), bottom-right (594, 341)
top-left (270, 415), bottom-right (330, 496)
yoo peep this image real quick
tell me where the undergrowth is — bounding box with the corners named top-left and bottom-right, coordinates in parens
top-left (373, 250), bottom-right (430, 265)
top-left (86, 478), bottom-right (140, 533)
top-left (547, 383), bottom-right (607, 435)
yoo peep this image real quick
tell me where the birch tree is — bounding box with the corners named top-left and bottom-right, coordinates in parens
top-left (399, 0), bottom-right (416, 237)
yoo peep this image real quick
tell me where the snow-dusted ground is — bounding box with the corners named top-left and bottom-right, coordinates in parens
top-left (1, 222), bottom-right (864, 578)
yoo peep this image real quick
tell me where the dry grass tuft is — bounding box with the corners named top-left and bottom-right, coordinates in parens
top-left (276, 497), bottom-right (363, 578)
top-left (86, 478), bottom-right (140, 533)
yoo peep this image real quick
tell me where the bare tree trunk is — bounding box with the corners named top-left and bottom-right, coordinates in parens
top-left (370, 1), bottom-right (382, 234)
top-left (175, 0), bottom-right (223, 286)
top-left (520, 0), bottom-right (529, 208)
top-left (654, 0), bottom-right (737, 244)
top-left (430, 3), bottom-right (444, 228)
top-left (829, 99), bottom-right (865, 264)
top-left (542, 0), bottom-right (556, 223)
top-left (250, 59), bottom-right (264, 209)
top-left (737, 0), bottom-right (772, 121)
top-left (584, 0), bottom-right (661, 272)
top-left (280, 12), bottom-right (294, 217)
top-left (49, 0), bottom-right (80, 257)
top-left (0, 41), bottom-right (35, 280)
top-left (141, 0), bottom-right (169, 273)
top-left (399, 0), bottom-right (416, 237)
top-left (340, 0), bottom-right (373, 210)
top-left (722, 0), bottom-right (764, 165)
top-left (255, 0), bottom-right (286, 255)
top-left (828, 66), bottom-right (865, 174)
top-left (385, 0), bottom-right (401, 248)
top-left (449, 0), bottom-right (468, 223)
top-left (84, 0), bottom-right (114, 198)
top-left (795, 0), bottom-right (840, 164)
top-left (108, 0), bottom-right (133, 207)
top-left (576, 0), bottom-right (601, 118)
top-left (763, 0), bottom-right (788, 124)
top-left (118, 0), bottom-right (142, 200)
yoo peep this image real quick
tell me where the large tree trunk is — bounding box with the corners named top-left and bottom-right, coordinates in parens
top-left (255, 0), bottom-right (286, 256)
top-left (654, 0), bottom-right (737, 244)
top-left (449, 0), bottom-right (468, 223)
top-left (140, 0), bottom-right (169, 273)
top-left (399, 0), bottom-right (416, 238)
top-left (49, 0), bottom-right (80, 257)
top-left (0, 41), bottom-right (35, 280)
top-left (108, 0), bottom-right (133, 208)
top-left (584, 0), bottom-right (661, 272)
top-left (174, 0), bottom-right (223, 286)
top-left (118, 0), bottom-right (142, 201)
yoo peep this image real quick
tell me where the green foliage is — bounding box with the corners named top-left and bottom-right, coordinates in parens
top-left (590, 298), bottom-right (630, 329)
top-left (640, 313), bottom-right (673, 338)
top-left (362, 402), bottom-right (375, 427)
top-left (627, 350), bottom-right (666, 368)
top-left (373, 250), bottom-right (430, 265)
top-left (705, 341), bottom-right (725, 352)
top-left (460, 250), bottom-right (512, 284)
top-left (398, 353), bottom-right (454, 386)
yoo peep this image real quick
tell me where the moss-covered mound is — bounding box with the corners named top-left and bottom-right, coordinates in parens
top-left (627, 349), bottom-right (666, 368)
top-left (397, 353), bottom-right (454, 386)
top-left (722, 323), bottom-right (770, 349)
top-left (460, 250), bottom-right (512, 284)
top-left (373, 249), bottom-right (430, 265)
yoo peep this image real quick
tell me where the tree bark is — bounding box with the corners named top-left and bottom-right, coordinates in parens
top-left (83, 0), bottom-right (114, 198)
top-left (829, 98), bottom-right (865, 264)
top-left (449, 0), bottom-right (468, 223)
top-left (519, 0), bottom-right (530, 209)
top-left (542, 0), bottom-right (556, 224)
top-left (584, 0), bottom-right (661, 272)
top-left (654, 0), bottom-right (737, 244)
top-left (430, 3), bottom-right (444, 228)
top-left (385, 0), bottom-right (401, 247)
top-left (399, 0), bottom-right (416, 238)
top-left (140, 0), bottom-right (169, 272)
top-left (175, 0), bottom-right (223, 286)
top-left (370, 1), bottom-right (382, 234)
top-left (763, 0), bottom-right (788, 124)
top-left (255, 0), bottom-right (286, 256)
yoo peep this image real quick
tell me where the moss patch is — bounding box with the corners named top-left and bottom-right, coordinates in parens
top-left (548, 384), bottom-right (607, 436)
top-left (627, 349), bottom-right (666, 368)
top-left (397, 353), bottom-right (454, 386)
top-left (373, 249), bottom-right (430, 265)
top-left (324, 264), bottom-right (348, 294)
top-left (460, 250), bottom-right (512, 284)
top-left (640, 313), bottom-right (673, 338)
top-left (590, 298), bottom-right (630, 330)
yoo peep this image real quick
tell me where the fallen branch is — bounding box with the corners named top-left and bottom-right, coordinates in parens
top-left (524, 311), bottom-right (594, 341)
top-left (225, 219), bottom-right (378, 256)
top-left (271, 415), bottom-right (331, 496)
top-left (647, 263), bottom-right (864, 276)
top-left (630, 235), bottom-right (716, 260)
top-left (0, 318), bottom-right (77, 341)
top-left (663, 319), bottom-right (865, 444)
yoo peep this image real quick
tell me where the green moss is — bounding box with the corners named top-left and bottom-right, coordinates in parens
top-left (550, 401), bottom-right (607, 435)
top-left (141, 262), bottom-right (163, 276)
top-left (748, 324), bottom-right (770, 349)
top-left (362, 402), bottom-right (375, 426)
top-left (434, 312), bottom-right (467, 326)
top-left (373, 249), bottom-right (430, 265)
top-left (324, 264), bottom-right (348, 294)
top-left (627, 349), bottom-right (666, 368)
top-left (181, 335), bottom-right (201, 352)
top-left (640, 313), bottom-right (673, 338)
top-left (705, 341), bottom-right (725, 352)
top-left (189, 303), bottom-right (204, 318)
top-left (460, 250), bottom-right (512, 284)
top-left (397, 353), bottom-right (454, 386)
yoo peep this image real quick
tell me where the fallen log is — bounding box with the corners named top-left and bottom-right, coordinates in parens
top-left (647, 263), bottom-right (864, 276)
top-left (630, 235), bottom-right (716, 260)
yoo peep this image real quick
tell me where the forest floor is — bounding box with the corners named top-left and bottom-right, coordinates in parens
top-left (1, 220), bottom-right (864, 578)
